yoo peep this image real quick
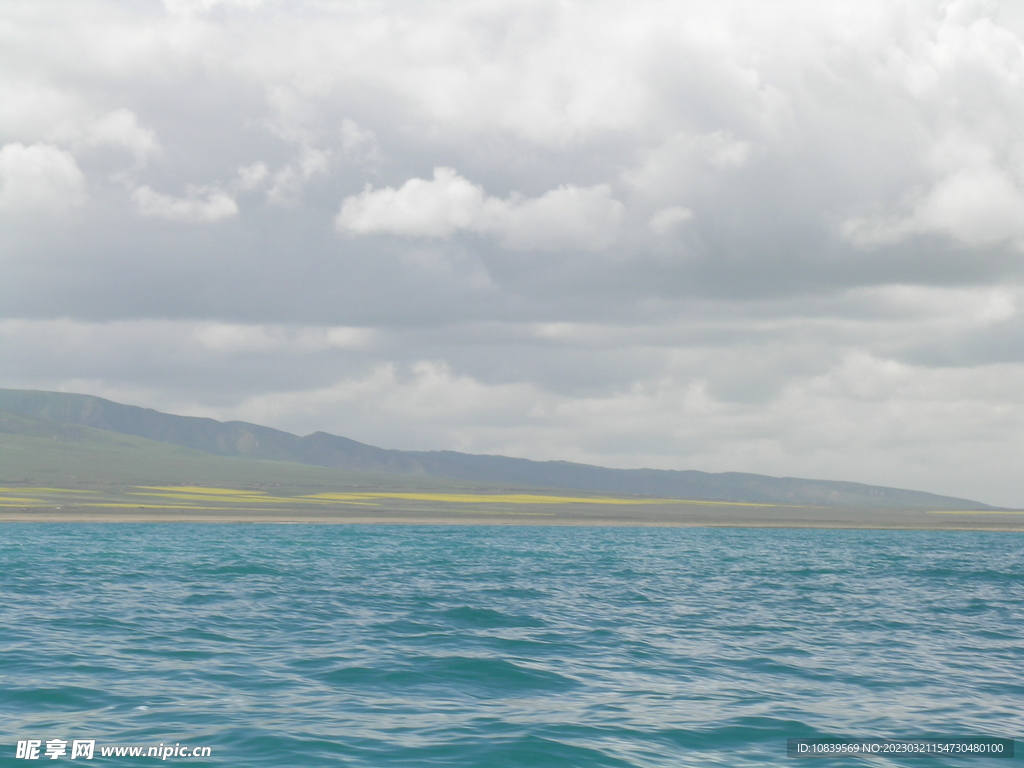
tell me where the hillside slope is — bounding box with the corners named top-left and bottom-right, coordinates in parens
top-left (0, 388), bottom-right (993, 509)
top-left (0, 406), bottom-right (464, 491)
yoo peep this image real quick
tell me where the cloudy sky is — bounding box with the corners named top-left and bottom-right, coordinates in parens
top-left (3, 0), bottom-right (1024, 505)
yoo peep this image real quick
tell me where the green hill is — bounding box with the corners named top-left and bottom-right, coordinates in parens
top-left (0, 407), bottom-right (431, 490)
top-left (0, 388), bottom-right (994, 510)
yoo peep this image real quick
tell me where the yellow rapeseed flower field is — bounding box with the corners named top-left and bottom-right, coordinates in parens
top-left (0, 484), bottom-right (787, 510)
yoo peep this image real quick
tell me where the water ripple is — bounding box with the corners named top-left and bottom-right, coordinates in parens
top-left (1, 525), bottom-right (1021, 766)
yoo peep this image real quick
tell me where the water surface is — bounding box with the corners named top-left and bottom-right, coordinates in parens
top-left (1, 525), bottom-right (1021, 766)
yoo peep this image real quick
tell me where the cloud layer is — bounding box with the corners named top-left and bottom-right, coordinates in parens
top-left (3, 0), bottom-right (1024, 505)
top-left (337, 167), bottom-right (623, 251)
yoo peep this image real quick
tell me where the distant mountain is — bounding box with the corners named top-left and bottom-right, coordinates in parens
top-left (0, 404), bottom-right (456, 491)
top-left (0, 388), bottom-right (993, 509)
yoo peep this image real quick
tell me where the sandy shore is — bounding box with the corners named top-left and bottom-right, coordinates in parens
top-left (1, 502), bottom-right (1022, 530)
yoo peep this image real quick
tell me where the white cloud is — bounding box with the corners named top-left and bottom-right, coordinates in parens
top-left (192, 360), bottom-right (553, 447)
top-left (844, 163), bottom-right (1024, 248)
top-left (0, 81), bottom-right (158, 166)
top-left (841, 6), bottom-right (1024, 248)
top-left (337, 168), bottom-right (485, 238)
top-left (0, 142), bottom-right (86, 212)
top-left (193, 323), bottom-right (374, 353)
top-left (266, 146), bottom-right (331, 205)
top-left (163, 0), bottom-right (267, 14)
top-left (0, 80), bottom-right (88, 141)
top-left (336, 167), bottom-right (624, 251)
top-left (133, 184), bottom-right (238, 222)
top-left (84, 108), bottom-right (161, 164)
top-left (339, 118), bottom-right (380, 163)
top-left (487, 184), bottom-right (624, 251)
top-left (233, 161), bottom-right (269, 191)
top-left (889, 0), bottom-right (1024, 101)
top-left (624, 131), bottom-right (753, 200)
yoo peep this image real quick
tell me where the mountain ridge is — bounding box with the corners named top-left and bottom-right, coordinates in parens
top-left (0, 388), bottom-right (993, 509)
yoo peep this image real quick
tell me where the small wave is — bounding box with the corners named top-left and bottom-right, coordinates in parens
top-left (317, 656), bottom-right (578, 695)
top-left (440, 606), bottom-right (545, 629)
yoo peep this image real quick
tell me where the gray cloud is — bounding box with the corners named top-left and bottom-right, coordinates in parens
top-left (3, 0), bottom-right (1024, 505)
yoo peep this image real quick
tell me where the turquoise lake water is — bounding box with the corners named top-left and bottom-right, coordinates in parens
top-left (1, 524), bottom-right (1021, 766)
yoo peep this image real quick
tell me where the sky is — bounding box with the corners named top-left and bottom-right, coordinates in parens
top-left (3, 0), bottom-right (1024, 506)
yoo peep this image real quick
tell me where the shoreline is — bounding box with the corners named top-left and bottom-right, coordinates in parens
top-left (1, 505), bottom-right (1022, 531)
